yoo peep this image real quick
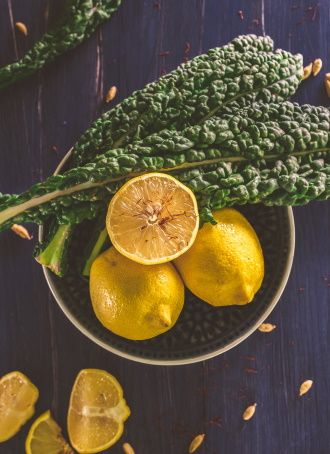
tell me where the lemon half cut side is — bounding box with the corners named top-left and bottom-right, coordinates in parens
top-left (106, 172), bottom-right (199, 265)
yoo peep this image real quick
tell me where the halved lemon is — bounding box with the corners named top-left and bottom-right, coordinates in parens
top-left (25, 411), bottom-right (73, 454)
top-left (106, 172), bottom-right (199, 264)
top-left (0, 371), bottom-right (39, 442)
top-left (67, 369), bottom-right (130, 453)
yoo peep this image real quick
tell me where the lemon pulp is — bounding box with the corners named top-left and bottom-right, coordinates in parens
top-left (0, 371), bottom-right (39, 442)
top-left (106, 172), bottom-right (199, 264)
top-left (67, 369), bottom-right (130, 453)
top-left (25, 410), bottom-right (73, 454)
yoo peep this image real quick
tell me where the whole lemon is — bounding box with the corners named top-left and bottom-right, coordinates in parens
top-left (174, 208), bottom-right (264, 307)
top-left (90, 247), bottom-right (184, 340)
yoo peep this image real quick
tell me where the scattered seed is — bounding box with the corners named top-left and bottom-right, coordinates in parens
top-left (299, 379), bottom-right (313, 396)
top-left (325, 74), bottom-right (330, 97)
top-left (189, 434), bottom-right (205, 453)
top-left (325, 80), bottom-right (330, 97)
top-left (106, 86), bottom-right (117, 103)
top-left (258, 323), bottom-right (276, 332)
top-left (237, 10), bottom-right (244, 20)
top-left (11, 224), bottom-right (32, 240)
top-left (312, 58), bottom-right (322, 76)
top-left (15, 21), bottom-right (28, 36)
top-left (242, 403), bottom-right (257, 421)
top-left (123, 442), bottom-right (135, 454)
top-left (302, 63), bottom-right (313, 80)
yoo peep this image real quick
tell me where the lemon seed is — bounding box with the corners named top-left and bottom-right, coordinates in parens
top-left (15, 22), bottom-right (28, 36)
top-left (302, 63), bottom-right (312, 80)
top-left (123, 442), bottom-right (135, 454)
top-left (312, 58), bottom-right (322, 76)
top-left (11, 224), bottom-right (32, 239)
top-left (299, 380), bottom-right (313, 397)
top-left (106, 86), bottom-right (117, 103)
top-left (189, 434), bottom-right (205, 453)
top-left (325, 76), bottom-right (330, 97)
top-left (258, 323), bottom-right (276, 332)
top-left (242, 403), bottom-right (257, 421)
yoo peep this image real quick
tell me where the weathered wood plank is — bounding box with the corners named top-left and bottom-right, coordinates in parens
top-left (0, 1), bottom-right (329, 453)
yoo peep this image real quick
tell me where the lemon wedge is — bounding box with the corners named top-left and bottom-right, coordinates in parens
top-left (67, 369), bottom-right (130, 453)
top-left (25, 410), bottom-right (73, 454)
top-left (0, 371), bottom-right (39, 442)
top-left (106, 172), bottom-right (199, 264)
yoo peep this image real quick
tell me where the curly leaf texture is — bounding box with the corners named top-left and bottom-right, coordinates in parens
top-left (0, 102), bottom-right (329, 231)
top-left (72, 35), bottom-right (303, 165)
top-left (0, 0), bottom-right (122, 91)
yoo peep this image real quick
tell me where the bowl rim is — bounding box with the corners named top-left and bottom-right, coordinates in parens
top-left (40, 150), bottom-right (295, 366)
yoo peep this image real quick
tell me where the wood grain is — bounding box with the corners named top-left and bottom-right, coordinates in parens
top-left (0, 1), bottom-right (329, 453)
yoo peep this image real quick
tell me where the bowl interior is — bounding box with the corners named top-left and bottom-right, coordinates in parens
top-left (43, 204), bottom-right (294, 365)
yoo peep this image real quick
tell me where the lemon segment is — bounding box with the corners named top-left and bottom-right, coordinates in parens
top-left (67, 369), bottom-right (130, 454)
top-left (0, 371), bottom-right (39, 442)
top-left (174, 208), bottom-right (264, 306)
top-left (90, 246), bottom-right (184, 340)
top-left (25, 410), bottom-right (73, 454)
top-left (106, 172), bottom-right (199, 264)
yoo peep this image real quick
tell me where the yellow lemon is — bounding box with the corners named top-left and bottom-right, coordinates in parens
top-left (106, 172), bottom-right (199, 265)
top-left (0, 371), bottom-right (39, 442)
top-left (90, 247), bottom-right (185, 340)
top-left (67, 369), bottom-right (130, 453)
top-left (25, 410), bottom-right (73, 454)
top-left (174, 208), bottom-right (264, 306)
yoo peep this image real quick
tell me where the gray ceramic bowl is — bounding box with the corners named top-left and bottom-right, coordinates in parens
top-left (40, 152), bottom-right (295, 365)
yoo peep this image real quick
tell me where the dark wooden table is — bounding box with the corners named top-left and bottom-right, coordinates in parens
top-left (0, 1), bottom-right (329, 453)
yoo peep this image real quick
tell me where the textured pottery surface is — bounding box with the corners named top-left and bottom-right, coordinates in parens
top-left (44, 204), bottom-right (294, 364)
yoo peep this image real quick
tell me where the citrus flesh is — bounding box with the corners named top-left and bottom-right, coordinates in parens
top-left (25, 410), bottom-right (73, 454)
top-left (0, 371), bottom-right (39, 442)
top-left (174, 208), bottom-right (264, 306)
top-left (90, 246), bottom-right (184, 340)
top-left (106, 173), bottom-right (199, 264)
top-left (67, 369), bottom-right (130, 453)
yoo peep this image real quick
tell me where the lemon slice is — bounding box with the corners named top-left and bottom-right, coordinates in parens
top-left (67, 369), bottom-right (130, 453)
top-left (0, 371), bottom-right (39, 442)
top-left (106, 172), bottom-right (199, 264)
top-left (25, 411), bottom-right (73, 454)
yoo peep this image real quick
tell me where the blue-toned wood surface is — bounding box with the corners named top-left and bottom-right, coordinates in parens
top-left (0, 1), bottom-right (329, 453)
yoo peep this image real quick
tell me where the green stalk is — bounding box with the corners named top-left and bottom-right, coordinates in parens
top-left (35, 224), bottom-right (73, 276)
top-left (82, 227), bottom-right (109, 276)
